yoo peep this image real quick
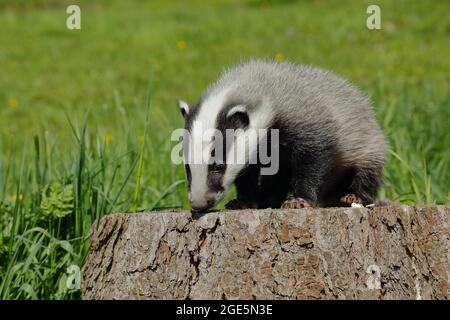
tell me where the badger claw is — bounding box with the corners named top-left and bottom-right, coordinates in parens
top-left (340, 194), bottom-right (363, 207)
top-left (281, 197), bottom-right (312, 209)
top-left (225, 199), bottom-right (258, 210)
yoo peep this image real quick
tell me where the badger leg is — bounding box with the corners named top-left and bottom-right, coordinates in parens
top-left (281, 197), bottom-right (312, 209)
top-left (258, 168), bottom-right (291, 209)
top-left (340, 166), bottom-right (383, 206)
top-left (257, 147), bottom-right (291, 209)
top-left (340, 193), bottom-right (363, 206)
top-left (323, 165), bottom-right (383, 207)
top-left (225, 165), bottom-right (260, 210)
top-left (285, 149), bottom-right (333, 208)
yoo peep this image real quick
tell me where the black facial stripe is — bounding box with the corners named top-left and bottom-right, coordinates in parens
top-left (184, 100), bottom-right (203, 132)
top-left (222, 103), bottom-right (249, 130)
top-left (216, 102), bottom-right (248, 128)
top-left (207, 139), bottom-right (226, 192)
top-left (207, 164), bottom-right (225, 192)
top-left (214, 102), bottom-right (250, 164)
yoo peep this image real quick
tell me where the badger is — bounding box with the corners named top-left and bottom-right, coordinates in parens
top-left (178, 59), bottom-right (387, 211)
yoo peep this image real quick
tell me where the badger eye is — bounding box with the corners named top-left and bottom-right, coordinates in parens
top-left (212, 163), bottom-right (225, 172)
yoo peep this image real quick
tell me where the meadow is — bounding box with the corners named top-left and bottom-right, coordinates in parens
top-left (0, 0), bottom-right (448, 299)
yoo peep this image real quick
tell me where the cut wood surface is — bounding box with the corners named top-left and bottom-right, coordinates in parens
top-left (82, 205), bottom-right (450, 299)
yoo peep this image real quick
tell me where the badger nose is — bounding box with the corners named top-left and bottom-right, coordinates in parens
top-left (190, 196), bottom-right (216, 212)
top-left (191, 204), bottom-right (208, 212)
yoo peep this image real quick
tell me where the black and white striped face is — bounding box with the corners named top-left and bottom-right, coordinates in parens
top-left (179, 91), bottom-right (253, 211)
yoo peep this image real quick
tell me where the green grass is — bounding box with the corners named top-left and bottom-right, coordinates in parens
top-left (0, 0), bottom-right (449, 299)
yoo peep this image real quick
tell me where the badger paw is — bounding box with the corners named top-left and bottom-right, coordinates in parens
top-left (281, 197), bottom-right (312, 209)
top-left (225, 199), bottom-right (258, 210)
top-left (340, 194), bottom-right (363, 207)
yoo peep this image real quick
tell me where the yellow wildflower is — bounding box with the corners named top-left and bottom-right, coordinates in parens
top-left (8, 99), bottom-right (18, 108)
top-left (177, 40), bottom-right (187, 49)
top-left (11, 194), bottom-right (24, 201)
top-left (103, 134), bottom-right (113, 145)
top-left (138, 134), bottom-right (145, 144)
top-left (275, 52), bottom-right (285, 61)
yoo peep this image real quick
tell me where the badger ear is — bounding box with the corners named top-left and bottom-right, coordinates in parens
top-left (226, 105), bottom-right (249, 128)
top-left (178, 100), bottom-right (190, 119)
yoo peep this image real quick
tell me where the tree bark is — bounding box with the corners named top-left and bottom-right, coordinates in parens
top-left (82, 205), bottom-right (449, 300)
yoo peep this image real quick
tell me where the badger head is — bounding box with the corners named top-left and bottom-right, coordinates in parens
top-left (178, 90), bottom-right (258, 211)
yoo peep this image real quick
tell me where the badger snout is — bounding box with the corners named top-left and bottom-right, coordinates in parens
top-left (189, 191), bottom-right (225, 212)
top-left (190, 199), bottom-right (215, 212)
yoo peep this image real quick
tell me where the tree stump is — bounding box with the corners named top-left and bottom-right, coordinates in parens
top-left (82, 205), bottom-right (449, 299)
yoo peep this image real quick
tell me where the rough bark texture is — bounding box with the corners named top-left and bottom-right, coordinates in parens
top-left (82, 205), bottom-right (450, 300)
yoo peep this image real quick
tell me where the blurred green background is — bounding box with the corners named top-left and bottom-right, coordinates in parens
top-left (0, 0), bottom-right (449, 299)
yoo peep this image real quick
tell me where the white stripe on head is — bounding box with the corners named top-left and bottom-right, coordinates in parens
top-left (187, 89), bottom-right (230, 203)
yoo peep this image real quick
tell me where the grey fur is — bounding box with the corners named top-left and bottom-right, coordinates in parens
top-left (184, 59), bottom-right (388, 209)
top-left (206, 59), bottom-right (386, 165)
